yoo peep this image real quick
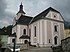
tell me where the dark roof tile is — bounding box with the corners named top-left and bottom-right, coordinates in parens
top-left (17, 15), bottom-right (33, 25)
top-left (19, 35), bottom-right (30, 39)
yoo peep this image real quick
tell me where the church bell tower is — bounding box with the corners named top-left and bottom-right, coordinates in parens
top-left (16, 2), bottom-right (26, 20)
top-left (17, 2), bottom-right (26, 14)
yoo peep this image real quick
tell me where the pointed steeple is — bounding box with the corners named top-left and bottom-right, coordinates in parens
top-left (20, 2), bottom-right (23, 10)
top-left (17, 2), bottom-right (26, 15)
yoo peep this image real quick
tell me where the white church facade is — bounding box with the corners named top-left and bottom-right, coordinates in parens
top-left (8, 3), bottom-right (64, 47)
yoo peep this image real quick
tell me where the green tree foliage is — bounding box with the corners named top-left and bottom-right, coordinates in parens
top-left (2, 25), bottom-right (12, 35)
top-left (0, 36), bottom-right (2, 48)
top-left (0, 25), bottom-right (12, 48)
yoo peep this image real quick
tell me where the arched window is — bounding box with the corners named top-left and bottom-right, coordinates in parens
top-left (29, 29), bottom-right (31, 37)
top-left (54, 36), bottom-right (58, 45)
top-left (49, 39), bottom-right (50, 43)
top-left (24, 40), bottom-right (28, 44)
top-left (34, 26), bottom-right (36, 37)
top-left (54, 25), bottom-right (57, 32)
top-left (23, 29), bottom-right (26, 35)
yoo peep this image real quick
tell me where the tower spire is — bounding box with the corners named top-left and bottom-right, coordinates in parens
top-left (17, 2), bottom-right (26, 15)
top-left (20, 2), bottom-right (23, 10)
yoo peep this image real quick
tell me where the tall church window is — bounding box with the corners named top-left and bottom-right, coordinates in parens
top-left (49, 39), bottom-right (50, 43)
top-left (23, 29), bottom-right (26, 35)
top-left (54, 36), bottom-right (58, 45)
top-left (34, 26), bottom-right (36, 37)
top-left (54, 25), bottom-right (57, 32)
top-left (29, 29), bottom-right (31, 37)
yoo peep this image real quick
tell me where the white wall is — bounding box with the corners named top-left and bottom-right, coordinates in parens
top-left (15, 25), bottom-right (29, 44)
top-left (8, 10), bottom-right (64, 47)
top-left (46, 11), bottom-right (64, 21)
top-left (29, 19), bottom-right (48, 47)
top-left (8, 26), bottom-right (17, 44)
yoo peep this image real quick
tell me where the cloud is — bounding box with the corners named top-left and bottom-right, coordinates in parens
top-left (0, 0), bottom-right (7, 19)
top-left (24, 0), bottom-right (50, 16)
top-left (0, 0), bottom-right (70, 28)
top-left (0, 0), bottom-right (8, 27)
top-left (24, 0), bottom-right (70, 21)
top-left (0, 18), bottom-right (9, 27)
top-left (0, 0), bottom-right (15, 28)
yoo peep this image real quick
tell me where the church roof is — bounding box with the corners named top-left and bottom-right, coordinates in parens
top-left (30, 7), bottom-right (63, 23)
top-left (17, 10), bottom-right (26, 15)
top-left (16, 15), bottom-right (33, 25)
top-left (19, 35), bottom-right (30, 39)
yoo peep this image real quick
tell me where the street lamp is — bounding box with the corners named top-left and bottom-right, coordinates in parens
top-left (12, 38), bottom-right (16, 52)
top-left (12, 33), bottom-right (16, 52)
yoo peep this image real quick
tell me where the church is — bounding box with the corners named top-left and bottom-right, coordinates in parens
top-left (8, 3), bottom-right (64, 47)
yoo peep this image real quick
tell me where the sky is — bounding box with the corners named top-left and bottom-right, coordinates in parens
top-left (0, 0), bottom-right (70, 28)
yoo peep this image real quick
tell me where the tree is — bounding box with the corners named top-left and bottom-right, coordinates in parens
top-left (2, 25), bottom-right (12, 35)
top-left (0, 36), bottom-right (2, 48)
